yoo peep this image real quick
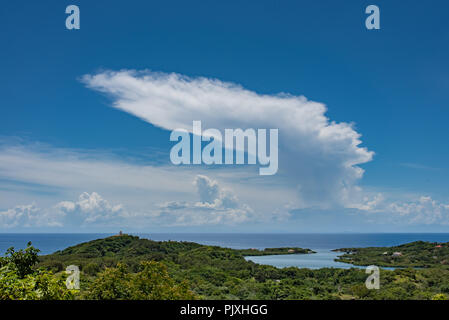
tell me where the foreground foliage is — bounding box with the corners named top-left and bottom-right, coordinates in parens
top-left (85, 261), bottom-right (196, 299)
top-left (0, 242), bottom-right (74, 300)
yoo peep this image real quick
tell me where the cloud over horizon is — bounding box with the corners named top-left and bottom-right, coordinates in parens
top-left (0, 203), bottom-right (61, 228)
top-left (56, 192), bottom-right (127, 224)
top-left (0, 70), bottom-right (447, 230)
top-left (0, 176), bottom-right (254, 228)
top-left (158, 175), bottom-right (253, 226)
top-left (0, 192), bottom-right (127, 229)
top-left (0, 143), bottom-right (448, 230)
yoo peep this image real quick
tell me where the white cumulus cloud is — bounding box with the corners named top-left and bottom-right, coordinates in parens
top-left (0, 204), bottom-right (64, 228)
top-left (348, 193), bottom-right (449, 226)
top-left (387, 196), bottom-right (449, 225)
top-left (158, 175), bottom-right (253, 226)
top-left (0, 192), bottom-right (127, 229)
top-left (55, 192), bottom-right (127, 224)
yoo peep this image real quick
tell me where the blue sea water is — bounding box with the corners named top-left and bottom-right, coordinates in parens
top-left (0, 233), bottom-right (448, 269)
top-left (0, 233), bottom-right (114, 256)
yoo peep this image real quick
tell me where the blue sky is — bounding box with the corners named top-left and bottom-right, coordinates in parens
top-left (0, 0), bottom-right (449, 232)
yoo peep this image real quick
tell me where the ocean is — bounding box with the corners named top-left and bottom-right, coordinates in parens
top-left (1, 233), bottom-right (448, 269)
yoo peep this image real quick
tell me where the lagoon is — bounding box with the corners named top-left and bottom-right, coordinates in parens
top-left (244, 249), bottom-right (360, 269)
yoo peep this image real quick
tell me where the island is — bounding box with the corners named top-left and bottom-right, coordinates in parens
top-left (237, 247), bottom-right (315, 256)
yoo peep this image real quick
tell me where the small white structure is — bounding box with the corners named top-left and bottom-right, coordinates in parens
top-left (392, 252), bottom-right (402, 257)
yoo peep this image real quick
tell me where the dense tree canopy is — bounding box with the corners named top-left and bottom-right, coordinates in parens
top-left (0, 242), bottom-right (73, 300)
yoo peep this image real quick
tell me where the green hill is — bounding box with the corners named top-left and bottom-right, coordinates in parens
top-left (38, 235), bottom-right (315, 285)
top-left (334, 241), bottom-right (449, 267)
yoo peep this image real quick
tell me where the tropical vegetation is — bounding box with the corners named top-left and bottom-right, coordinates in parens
top-left (0, 235), bottom-right (448, 300)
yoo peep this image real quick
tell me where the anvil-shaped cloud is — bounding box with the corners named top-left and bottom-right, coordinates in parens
top-left (83, 70), bottom-right (373, 208)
